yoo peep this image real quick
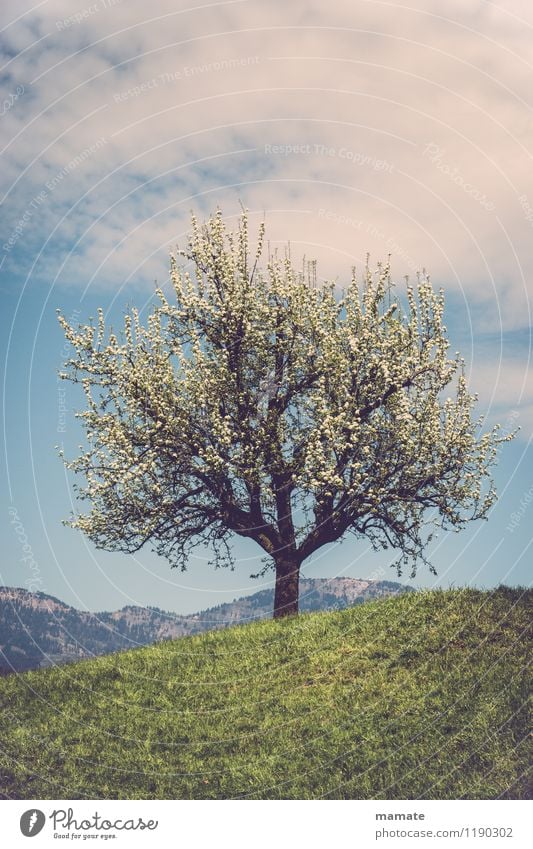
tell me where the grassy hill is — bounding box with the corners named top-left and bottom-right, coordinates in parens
top-left (0, 587), bottom-right (530, 800)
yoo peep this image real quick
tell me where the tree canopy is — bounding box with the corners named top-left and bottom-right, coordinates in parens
top-left (58, 210), bottom-right (511, 616)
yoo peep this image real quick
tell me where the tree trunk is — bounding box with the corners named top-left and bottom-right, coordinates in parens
top-left (273, 556), bottom-right (301, 618)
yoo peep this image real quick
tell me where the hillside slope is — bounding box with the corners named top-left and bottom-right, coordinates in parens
top-left (0, 578), bottom-right (411, 673)
top-left (0, 587), bottom-right (530, 800)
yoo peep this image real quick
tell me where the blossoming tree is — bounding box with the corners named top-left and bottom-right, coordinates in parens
top-left (58, 210), bottom-right (510, 617)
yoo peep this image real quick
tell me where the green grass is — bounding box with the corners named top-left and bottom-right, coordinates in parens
top-left (0, 587), bottom-right (531, 799)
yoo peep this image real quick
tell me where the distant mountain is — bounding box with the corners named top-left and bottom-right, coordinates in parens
top-left (0, 578), bottom-right (413, 674)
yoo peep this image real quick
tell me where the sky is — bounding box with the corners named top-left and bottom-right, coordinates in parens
top-left (1, 0), bottom-right (532, 614)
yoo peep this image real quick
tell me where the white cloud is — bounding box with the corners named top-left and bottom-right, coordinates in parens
top-left (469, 355), bottom-right (533, 441)
top-left (1, 0), bottom-right (531, 429)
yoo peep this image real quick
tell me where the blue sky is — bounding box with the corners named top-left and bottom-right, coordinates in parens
top-left (1, 0), bottom-right (532, 613)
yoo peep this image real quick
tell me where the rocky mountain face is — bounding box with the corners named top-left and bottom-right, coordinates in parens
top-left (0, 578), bottom-right (413, 674)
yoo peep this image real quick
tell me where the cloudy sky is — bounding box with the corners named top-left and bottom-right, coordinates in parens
top-left (1, 0), bottom-right (532, 613)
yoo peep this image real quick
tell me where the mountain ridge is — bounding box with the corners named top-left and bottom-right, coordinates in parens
top-left (0, 578), bottom-right (413, 673)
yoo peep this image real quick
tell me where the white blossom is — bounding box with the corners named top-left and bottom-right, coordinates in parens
top-left (57, 210), bottom-right (514, 615)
